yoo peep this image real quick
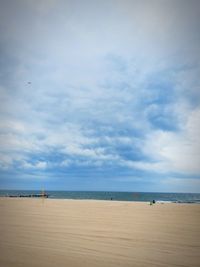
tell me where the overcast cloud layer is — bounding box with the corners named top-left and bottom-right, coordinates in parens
top-left (0, 0), bottom-right (200, 192)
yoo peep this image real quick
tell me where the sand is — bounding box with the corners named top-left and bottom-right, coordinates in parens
top-left (0, 198), bottom-right (199, 267)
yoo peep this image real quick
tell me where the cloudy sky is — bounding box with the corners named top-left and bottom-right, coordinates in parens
top-left (0, 0), bottom-right (200, 192)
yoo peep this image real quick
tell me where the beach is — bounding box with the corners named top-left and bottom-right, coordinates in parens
top-left (0, 198), bottom-right (199, 267)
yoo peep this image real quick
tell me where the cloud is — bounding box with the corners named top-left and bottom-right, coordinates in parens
top-left (0, 0), bottom-right (200, 191)
top-left (22, 161), bottom-right (47, 170)
top-left (141, 108), bottom-right (200, 175)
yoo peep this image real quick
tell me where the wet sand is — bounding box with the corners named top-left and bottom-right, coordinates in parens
top-left (0, 198), bottom-right (199, 267)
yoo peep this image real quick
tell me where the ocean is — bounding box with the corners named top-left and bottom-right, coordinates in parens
top-left (0, 190), bottom-right (200, 203)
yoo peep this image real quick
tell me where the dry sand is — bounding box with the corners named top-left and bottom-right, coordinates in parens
top-left (0, 198), bottom-right (199, 267)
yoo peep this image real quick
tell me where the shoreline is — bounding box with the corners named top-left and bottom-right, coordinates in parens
top-left (1, 196), bottom-right (200, 205)
top-left (1, 190), bottom-right (199, 204)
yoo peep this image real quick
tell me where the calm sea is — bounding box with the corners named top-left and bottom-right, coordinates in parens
top-left (0, 190), bottom-right (200, 203)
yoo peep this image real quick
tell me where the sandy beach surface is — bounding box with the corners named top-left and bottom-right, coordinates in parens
top-left (0, 198), bottom-right (199, 267)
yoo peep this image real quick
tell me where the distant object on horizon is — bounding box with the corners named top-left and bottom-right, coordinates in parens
top-left (27, 82), bottom-right (31, 84)
top-left (5, 190), bottom-right (49, 198)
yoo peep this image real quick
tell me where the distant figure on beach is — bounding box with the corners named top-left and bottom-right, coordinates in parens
top-left (111, 197), bottom-right (113, 200)
top-left (150, 200), bottom-right (156, 205)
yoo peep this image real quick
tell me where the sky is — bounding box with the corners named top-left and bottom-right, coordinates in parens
top-left (0, 0), bottom-right (200, 192)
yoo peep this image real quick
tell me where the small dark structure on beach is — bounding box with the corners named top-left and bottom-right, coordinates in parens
top-left (7, 192), bottom-right (49, 198)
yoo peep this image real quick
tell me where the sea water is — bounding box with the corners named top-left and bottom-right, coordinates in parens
top-left (0, 190), bottom-right (200, 203)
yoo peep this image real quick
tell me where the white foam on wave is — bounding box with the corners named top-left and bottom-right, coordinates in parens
top-left (156, 200), bottom-right (173, 204)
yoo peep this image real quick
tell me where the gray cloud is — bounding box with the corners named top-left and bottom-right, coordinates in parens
top-left (0, 0), bottom-right (200, 191)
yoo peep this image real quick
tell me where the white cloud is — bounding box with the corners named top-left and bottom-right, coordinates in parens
top-left (22, 161), bottom-right (47, 170)
top-left (141, 108), bottom-right (200, 175)
top-left (0, 0), bottom-right (200, 192)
